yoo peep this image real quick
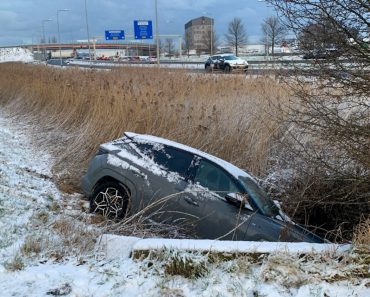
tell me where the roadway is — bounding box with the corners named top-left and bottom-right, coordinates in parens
top-left (47, 58), bottom-right (303, 76)
top-left (48, 57), bottom-right (363, 78)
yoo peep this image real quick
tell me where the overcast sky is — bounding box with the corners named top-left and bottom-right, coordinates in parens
top-left (0, 0), bottom-right (275, 46)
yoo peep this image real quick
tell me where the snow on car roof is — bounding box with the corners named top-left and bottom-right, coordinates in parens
top-left (124, 132), bottom-right (255, 181)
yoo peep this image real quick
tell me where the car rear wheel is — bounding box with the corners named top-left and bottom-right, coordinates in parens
top-left (224, 64), bottom-right (231, 73)
top-left (90, 182), bottom-right (130, 220)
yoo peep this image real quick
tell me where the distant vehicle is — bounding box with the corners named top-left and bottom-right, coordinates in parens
top-left (81, 132), bottom-right (325, 243)
top-left (129, 56), bottom-right (141, 61)
top-left (205, 54), bottom-right (248, 73)
top-left (75, 52), bottom-right (90, 60)
top-left (97, 55), bottom-right (111, 61)
top-left (140, 56), bottom-right (157, 62)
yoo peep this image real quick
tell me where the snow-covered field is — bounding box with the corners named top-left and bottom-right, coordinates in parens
top-left (0, 110), bottom-right (369, 296)
top-left (0, 47), bottom-right (33, 63)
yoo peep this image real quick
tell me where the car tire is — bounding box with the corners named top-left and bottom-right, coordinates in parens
top-left (205, 65), bottom-right (212, 73)
top-left (90, 181), bottom-right (130, 220)
top-left (224, 64), bottom-right (231, 73)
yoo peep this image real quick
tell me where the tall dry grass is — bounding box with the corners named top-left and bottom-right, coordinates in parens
top-left (0, 63), bottom-right (289, 192)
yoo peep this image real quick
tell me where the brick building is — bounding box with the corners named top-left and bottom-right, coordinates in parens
top-left (185, 16), bottom-right (214, 54)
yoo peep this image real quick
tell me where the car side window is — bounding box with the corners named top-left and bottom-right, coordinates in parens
top-left (194, 159), bottom-right (240, 195)
top-left (135, 142), bottom-right (193, 178)
top-left (163, 146), bottom-right (194, 177)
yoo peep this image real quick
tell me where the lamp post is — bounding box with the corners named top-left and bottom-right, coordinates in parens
top-left (210, 18), bottom-right (213, 56)
top-left (57, 9), bottom-right (70, 66)
top-left (84, 0), bottom-right (92, 61)
top-left (155, 0), bottom-right (160, 65)
top-left (42, 19), bottom-right (52, 61)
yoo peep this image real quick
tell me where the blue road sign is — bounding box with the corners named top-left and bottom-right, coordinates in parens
top-left (134, 20), bottom-right (153, 39)
top-left (105, 30), bottom-right (125, 40)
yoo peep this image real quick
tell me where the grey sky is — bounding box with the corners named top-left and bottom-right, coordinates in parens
top-left (0, 0), bottom-right (274, 46)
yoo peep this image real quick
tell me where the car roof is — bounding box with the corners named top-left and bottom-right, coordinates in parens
top-left (124, 132), bottom-right (254, 181)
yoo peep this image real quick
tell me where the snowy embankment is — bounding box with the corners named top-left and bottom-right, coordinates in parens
top-left (0, 111), bottom-right (369, 297)
top-left (0, 47), bottom-right (34, 63)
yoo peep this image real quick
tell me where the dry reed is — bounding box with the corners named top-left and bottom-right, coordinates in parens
top-left (0, 63), bottom-right (289, 192)
top-left (353, 217), bottom-right (370, 247)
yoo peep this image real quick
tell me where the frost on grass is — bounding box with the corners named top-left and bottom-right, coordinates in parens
top-left (0, 113), bottom-right (99, 267)
top-left (136, 248), bottom-right (370, 296)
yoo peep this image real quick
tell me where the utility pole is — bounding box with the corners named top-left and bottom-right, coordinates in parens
top-left (41, 19), bottom-right (52, 61)
top-left (210, 18), bottom-right (213, 56)
top-left (57, 9), bottom-right (70, 66)
top-left (155, 0), bottom-right (160, 65)
top-left (84, 0), bottom-right (92, 61)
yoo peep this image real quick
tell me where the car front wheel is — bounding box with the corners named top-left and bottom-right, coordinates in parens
top-left (224, 64), bottom-right (231, 73)
top-left (90, 182), bottom-right (130, 220)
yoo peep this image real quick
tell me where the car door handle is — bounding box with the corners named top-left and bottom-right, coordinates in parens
top-left (184, 196), bottom-right (199, 207)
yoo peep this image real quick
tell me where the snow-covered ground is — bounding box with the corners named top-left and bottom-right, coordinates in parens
top-left (0, 47), bottom-right (34, 63)
top-left (0, 110), bottom-right (369, 297)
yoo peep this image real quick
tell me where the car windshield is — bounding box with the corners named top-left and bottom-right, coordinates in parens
top-left (223, 55), bottom-right (238, 60)
top-left (238, 176), bottom-right (279, 217)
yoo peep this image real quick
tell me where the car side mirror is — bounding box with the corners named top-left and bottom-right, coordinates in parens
top-left (225, 193), bottom-right (254, 211)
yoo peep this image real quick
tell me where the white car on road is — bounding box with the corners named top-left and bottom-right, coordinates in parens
top-left (205, 53), bottom-right (248, 73)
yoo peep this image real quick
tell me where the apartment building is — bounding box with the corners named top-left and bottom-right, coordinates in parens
top-left (184, 16), bottom-right (214, 54)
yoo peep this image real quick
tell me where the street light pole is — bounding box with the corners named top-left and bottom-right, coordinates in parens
top-left (155, 0), bottom-right (160, 66)
top-left (84, 0), bottom-right (92, 61)
top-left (41, 19), bottom-right (52, 61)
top-left (210, 18), bottom-right (213, 56)
top-left (57, 9), bottom-right (70, 67)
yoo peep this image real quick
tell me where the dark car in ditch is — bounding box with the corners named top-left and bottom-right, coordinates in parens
top-left (81, 132), bottom-right (325, 243)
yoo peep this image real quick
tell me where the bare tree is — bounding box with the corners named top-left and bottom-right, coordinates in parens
top-left (202, 29), bottom-right (218, 55)
top-left (155, 38), bottom-right (165, 56)
top-left (184, 31), bottom-right (192, 57)
top-left (51, 36), bottom-right (58, 44)
top-left (265, 0), bottom-right (370, 240)
top-left (298, 17), bottom-right (352, 52)
top-left (261, 16), bottom-right (287, 55)
top-left (165, 38), bottom-right (175, 57)
top-left (225, 18), bottom-right (247, 56)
